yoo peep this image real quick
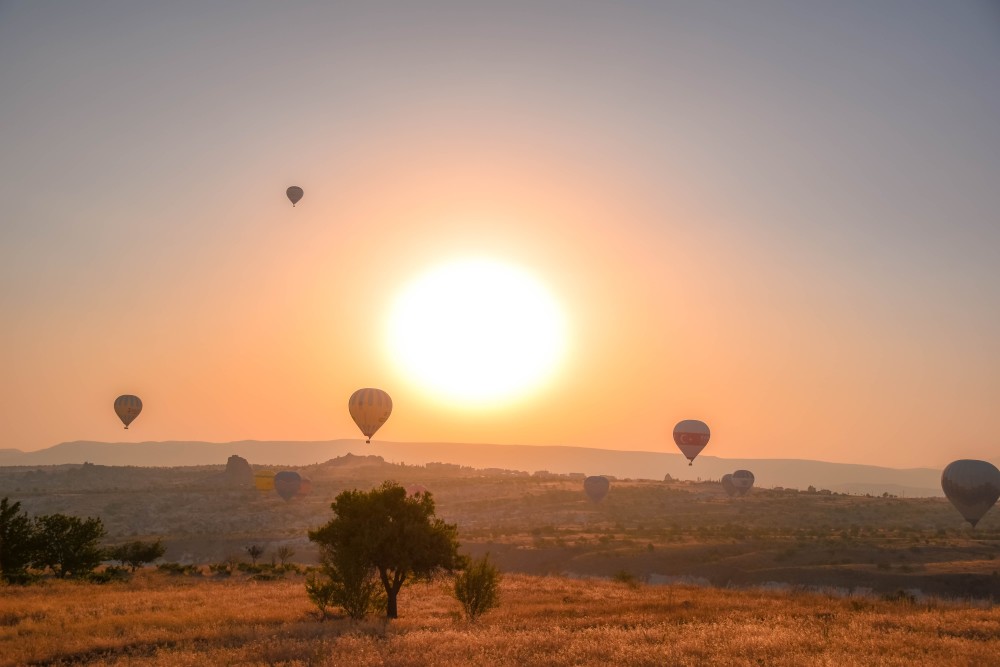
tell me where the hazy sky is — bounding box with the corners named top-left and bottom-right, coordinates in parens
top-left (2, 1), bottom-right (999, 468)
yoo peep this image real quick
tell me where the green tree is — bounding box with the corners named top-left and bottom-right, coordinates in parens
top-left (32, 514), bottom-right (106, 579)
top-left (309, 481), bottom-right (462, 619)
top-left (107, 539), bottom-right (166, 572)
top-left (0, 497), bottom-right (36, 584)
top-left (454, 554), bottom-right (502, 621)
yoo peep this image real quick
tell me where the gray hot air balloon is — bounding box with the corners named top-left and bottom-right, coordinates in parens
top-left (673, 419), bottom-right (710, 466)
top-left (114, 395), bottom-right (142, 429)
top-left (349, 388), bottom-right (392, 443)
top-left (941, 459), bottom-right (1000, 528)
top-left (583, 476), bottom-right (610, 503)
top-left (732, 470), bottom-right (755, 496)
top-left (721, 474), bottom-right (738, 497)
top-left (286, 186), bottom-right (304, 207)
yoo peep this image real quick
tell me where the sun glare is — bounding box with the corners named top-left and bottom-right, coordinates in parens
top-left (387, 259), bottom-right (567, 405)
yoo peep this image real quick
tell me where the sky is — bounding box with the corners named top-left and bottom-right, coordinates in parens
top-left (2, 1), bottom-right (999, 469)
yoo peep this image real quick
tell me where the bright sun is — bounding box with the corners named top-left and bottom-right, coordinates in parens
top-left (387, 259), bottom-right (567, 405)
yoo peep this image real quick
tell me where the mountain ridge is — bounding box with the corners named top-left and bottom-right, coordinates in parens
top-left (0, 439), bottom-right (944, 497)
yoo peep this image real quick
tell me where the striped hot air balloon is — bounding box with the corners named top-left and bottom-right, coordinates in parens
top-left (348, 388), bottom-right (392, 443)
top-left (254, 469), bottom-right (276, 492)
top-left (673, 419), bottom-right (710, 466)
top-left (114, 395), bottom-right (142, 429)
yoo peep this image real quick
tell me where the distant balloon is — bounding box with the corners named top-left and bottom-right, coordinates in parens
top-left (286, 186), bottom-right (303, 206)
top-left (274, 471), bottom-right (302, 501)
top-left (732, 470), bottom-right (755, 496)
top-left (941, 460), bottom-right (1000, 528)
top-left (349, 388), bottom-right (392, 443)
top-left (406, 484), bottom-right (429, 498)
top-left (583, 476), bottom-right (610, 503)
top-left (254, 469), bottom-right (275, 492)
top-left (114, 395), bottom-right (142, 429)
top-left (296, 476), bottom-right (313, 498)
top-left (721, 474), bottom-right (738, 497)
top-left (673, 420), bottom-right (710, 466)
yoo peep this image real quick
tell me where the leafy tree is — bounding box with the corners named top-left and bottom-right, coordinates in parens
top-left (454, 554), bottom-right (502, 621)
top-left (245, 544), bottom-right (265, 566)
top-left (107, 539), bottom-right (166, 572)
top-left (309, 481), bottom-right (462, 619)
top-left (32, 514), bottom-right (105, 579)
top-left (0, 497), bottom-right (36, 584)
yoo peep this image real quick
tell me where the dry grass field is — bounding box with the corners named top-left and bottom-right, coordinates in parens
top-left (2, 570), bottom-right (999, 666)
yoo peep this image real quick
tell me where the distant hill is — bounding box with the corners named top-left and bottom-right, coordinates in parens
top-left (0, 439), bottom-right (943, 497)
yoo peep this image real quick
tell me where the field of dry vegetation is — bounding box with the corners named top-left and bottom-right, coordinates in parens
top-left (3, 570), bottom-right (999, 666)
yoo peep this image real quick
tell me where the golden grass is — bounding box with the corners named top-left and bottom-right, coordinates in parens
top-left (2, 572), bottom-right (998, 666)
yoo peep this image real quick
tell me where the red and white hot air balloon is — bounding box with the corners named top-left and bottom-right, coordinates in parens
top-left (673, 419), bottom-right (710, 466)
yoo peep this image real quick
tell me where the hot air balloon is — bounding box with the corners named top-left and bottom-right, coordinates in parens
top-left (732, 470), bottom-right (755, 496)
top-left (406, 484), bottom-right (429, 498)
top-left (673, 419), bottom-right (710, 466)
top-left (583, 476), bottom-right (610, 503)
top-left (941, 460), bottom-right (1000, 528)
top-left (254, 469), bottom-right (275, 492)
top-left (721, 474), bottom-right (738, 497)
top-left (286, 186), bottom-right (303, 206)
top-left (349, 388), bottom-right (392, 443)
top-left (274, 471), bottom-right (302, 501)
top-left (114, 395), bottom-right (142, 429)
top-left (296, 476), bottom-right (313, 498)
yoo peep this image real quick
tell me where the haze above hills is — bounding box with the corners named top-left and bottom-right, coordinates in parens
top-left (0, 440), bottom-right (943, 497)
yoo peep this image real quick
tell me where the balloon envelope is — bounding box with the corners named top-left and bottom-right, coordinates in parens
top-left (406, 484), bottom-right (429, 498)
top-left (254, 469), bottom-right (275, 492)
top-left (349, 388), bottom-right (392, 443)
top-left (673, 420), bottom-right (710, 465)
top-left (941, 459), bottom-right (1000, 528)
top-left (732, 470), bottom-right (755, 496)
top-left (274, 471), bottom-right (302, 501)
top-left (583, 476), bottom-right (610, 503)
top-left (114, 395), bottom-right (142, 429)
top-left (721, 474), bottom-right (737, 497)
top-left (296, 476), bottom-right (313, 498)
top-left (286, 186), bottom-right (303, 206)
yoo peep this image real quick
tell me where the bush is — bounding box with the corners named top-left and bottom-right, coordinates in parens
top-left (454, 555), bottom-right (502, 621)
top-left (0, 498), bottom-right (34, 584)
top-left (305, 573), bottom-right (337, 619)
top-left (106, 540), bottom-right (166, 572)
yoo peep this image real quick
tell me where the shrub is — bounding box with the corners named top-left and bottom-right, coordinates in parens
top-left (454, 554), bottom-right (502, 622)
top-left (106, 539), bottom-right (166, 572)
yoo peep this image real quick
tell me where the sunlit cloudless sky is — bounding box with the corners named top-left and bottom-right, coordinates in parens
top-left (2, 1), bottom-right (999, 468)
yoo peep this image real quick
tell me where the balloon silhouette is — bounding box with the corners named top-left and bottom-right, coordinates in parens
top-left (286, 186), bottom-right (303, 206)
top-left (941, 459), bottom-right (1000, 528)
top-left (274, 471), bottom-right (302, 501)
top-left (583, 476), bottom-right (610, 503)
top-left (114, 395), bottom-right (142, 429)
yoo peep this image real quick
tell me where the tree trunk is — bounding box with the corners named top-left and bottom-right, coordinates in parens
top-left (386, 590), bottom-right (398, 619)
